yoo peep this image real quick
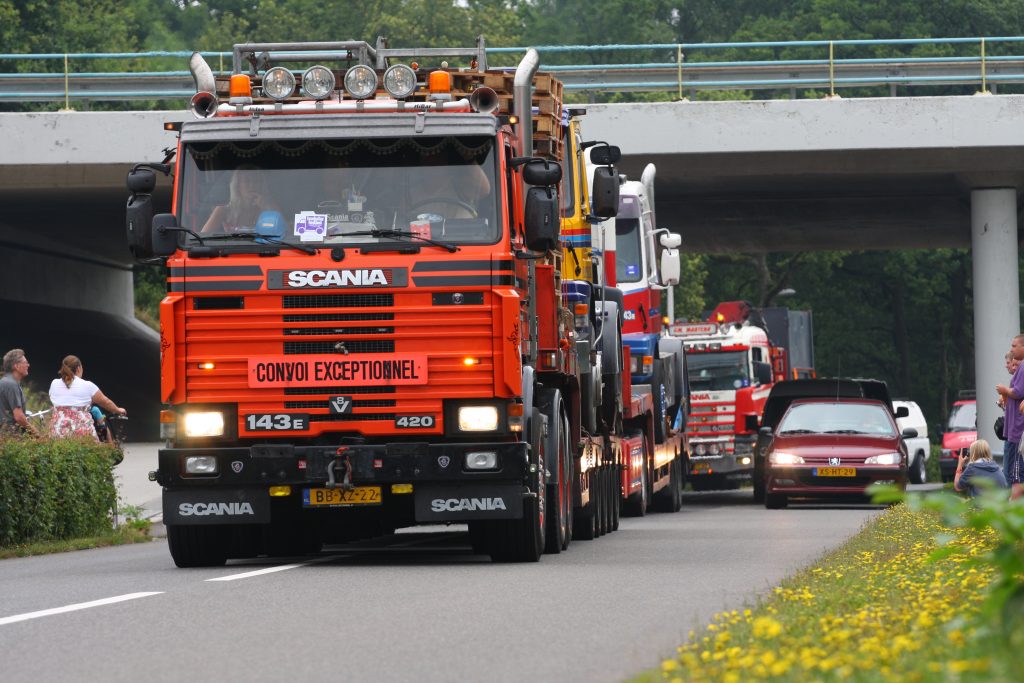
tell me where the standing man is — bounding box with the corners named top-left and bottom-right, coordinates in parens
top-left (996, 334), bottom-right (1024, 483)
top-left (0, 348), bottom-right (40, 437)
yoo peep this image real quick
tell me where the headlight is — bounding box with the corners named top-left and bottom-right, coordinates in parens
top-left (465, 451), bottom-right (498, 470)
top-left (630, 355), bottom-right (641, 375)
top-left (262, 67), bottom-right (295, 101)
top-left (185, 455), bottom-right (218, 475)
top-left (865, 452), bottom-right (902, 465)
top-left (344, 65), bottom-right (378, 100)
top-left (183, 411), bottom-right (225, 438)
top-left (707, 442), bottom-right (721, 455)
top-left (769, 451), bottom-right (804, 465)
top-left (694, 443), bottom-right (707, 456)
top-left (458, 406), bottom-right (499, 432)
top-left (302, 65), bottom-right (335, 100)
top-left (383, 64), bottom-right (417, 99)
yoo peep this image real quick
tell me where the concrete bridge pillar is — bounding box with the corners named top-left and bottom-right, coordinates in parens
top-left (971, 188), bottom-right (1020, 451)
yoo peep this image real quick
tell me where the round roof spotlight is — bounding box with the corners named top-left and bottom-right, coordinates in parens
top-left (383, 64), bottom-right (417, 99)
top-left (262, 67), bottom-right (296, 101)
top-left (302, 65), bottom-right (336, 100)
top-left (343, 64), bottom-right (378, 100)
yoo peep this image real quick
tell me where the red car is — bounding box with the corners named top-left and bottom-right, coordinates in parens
top-left (939, 398), bottom-right (976, 482)
top-left (761, 397), bottom-right (911, 508)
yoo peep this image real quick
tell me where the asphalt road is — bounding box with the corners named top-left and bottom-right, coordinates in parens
top-left (0, 487), bottom-right (887, 683)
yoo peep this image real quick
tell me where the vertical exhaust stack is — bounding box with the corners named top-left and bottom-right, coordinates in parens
top-left (514, 48), bottom-right (540, 158)
top-left (641, 163), bottom-right (657, 231)
top-left (189, 52), bottom-right (218, 119)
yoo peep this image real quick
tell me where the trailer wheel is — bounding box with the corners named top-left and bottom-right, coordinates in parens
top-left (572, 468), bottom-right (598, 541)
top-left (622, 438), bottom-right (649, 517)
top-left (544, 403), bottom-right (572, 554)
top-left (654, 456), bottom-right (683, 513)
top-left (609, 464), bottom-right (621, 531)
top-left (168, 524), bottom-right (229, 568)
top-left (596, 466), bottom-right (609, 537)
top-left (491, 408), bottom-right (546, 562)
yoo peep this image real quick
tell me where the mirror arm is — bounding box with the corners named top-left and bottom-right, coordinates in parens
top-left (514, 249), bottom-right (545, 260)
top-left (132, 162), bottom-right (173, 176)
top-left (157, 225), bottom-right (206, 245)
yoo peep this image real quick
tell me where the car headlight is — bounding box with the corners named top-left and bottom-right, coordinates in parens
top-left (769, 451), bottom-right (804, 465)
top-left (262, 67), bottom-right (295, 101)
top-left (302, 65), bottom-right (335, 100)
top-left (183, 411), bottom-right (225, 438)
top-left (344, 65), bottom-right (378, 100)
top-left (865, 452), bottom-right (902, 465)
top-left (383, 64), bottom-right (417, 99)
top-left (458, 405), bottom-right (499, 432)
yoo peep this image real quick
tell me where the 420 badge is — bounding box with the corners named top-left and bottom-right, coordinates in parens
top-left (246, 413), bottom-right (309, 431)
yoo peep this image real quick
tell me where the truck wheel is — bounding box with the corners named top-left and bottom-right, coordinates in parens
top-left (622, 441), bottom-right (649, 517)
top-left (544, 407), bottom-right (572, 554)
top-left (598, 466), bottom-right (611, 537)
top-left (573, 468), bottom-right (597, 540)
top-left (654, 456), bottom-right (683, 513)
top-left (609, 465), bottom-right (621, 531)
top-left (909, 452), bottom-right (927, 484)
top-left (652, 362), bottom-right (668, 443)
top-left (765, 493), bottom-right (788, 509)
top-left (491, 408), bottom-right (546, 562)
top-left (168, 525), bottom-right (229, 568)
top-left (752, 468), bottom-right (766, 503)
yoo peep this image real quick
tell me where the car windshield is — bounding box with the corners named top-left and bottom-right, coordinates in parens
top-left (947, 402), bottom-right (976, 431)
top-left (615, 218), bottom-right (643, 283)
top-left (778, 402), bottom-right (896, 436)
top-left (177, 135), bottom-right (499, 248)
top-left (687, 351), bottom-right (749, 391)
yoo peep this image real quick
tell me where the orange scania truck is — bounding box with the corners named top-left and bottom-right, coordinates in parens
top-left (126, 38), bottom-right (685, 567)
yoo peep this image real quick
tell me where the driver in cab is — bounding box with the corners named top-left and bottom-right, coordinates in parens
top-left (407, 153), bottom-right (490, 221)
top-left (201, 165), bottom-right (282, 234)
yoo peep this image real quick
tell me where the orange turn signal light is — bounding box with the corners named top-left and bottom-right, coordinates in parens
top-left (428, 69), bottom-right (452, 94)
top-left (574, 303), bottom-right (589, 315)
top-left (160, 410), bottom-right (176, 424)
top-left (508, 403), bottom-right (524, 417)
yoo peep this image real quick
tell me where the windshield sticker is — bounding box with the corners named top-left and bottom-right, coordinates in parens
top-left (625, 264), bottom-right (639, 276)
top-left (295, 212), bottom-right (327, 242)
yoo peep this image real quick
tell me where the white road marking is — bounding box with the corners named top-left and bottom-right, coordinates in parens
top-left (206, 555), bottom-right (336, 582)
top-left (0, 592), bottom-right (163, 626)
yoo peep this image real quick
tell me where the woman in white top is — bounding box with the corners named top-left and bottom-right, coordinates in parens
top-left (48, 355), bottom-right (126, 440)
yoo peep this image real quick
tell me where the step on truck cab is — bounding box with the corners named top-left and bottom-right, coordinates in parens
top-left (126, 38), bottom-right (682, 567)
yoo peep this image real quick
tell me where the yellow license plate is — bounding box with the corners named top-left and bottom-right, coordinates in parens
top-left (303, 486), bottom-right (382, 507)
top-left (815, 467), bottom-right (856, 477)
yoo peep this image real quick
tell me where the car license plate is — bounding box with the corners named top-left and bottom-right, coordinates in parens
top-left (303, 486), bottom-right (382, 507)
top-left (691, 461), bottom-right (710, 473)
top-left (814, 467), bottom-right (856, 477)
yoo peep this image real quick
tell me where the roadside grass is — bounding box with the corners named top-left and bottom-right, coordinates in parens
top-left (0, 523), bottom-right (152, 560)
top-left (631, 503), bottom-right (1017, 683)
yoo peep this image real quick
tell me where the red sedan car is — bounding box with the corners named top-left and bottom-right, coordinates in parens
top-left (762, 397), bottom-right (911, 508)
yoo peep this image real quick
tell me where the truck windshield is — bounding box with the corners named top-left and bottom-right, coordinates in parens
top-left (946, 402), bottom-right (976, 431)
top-left (615, 218), bottom-right (643, 283)
top-left (177, 135), bottom-right (499, 247)
top-left (687, 351), bottom-right (749, 390)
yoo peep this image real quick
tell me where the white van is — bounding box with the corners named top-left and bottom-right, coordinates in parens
top-left (893, 400), bottom-right (930, 484)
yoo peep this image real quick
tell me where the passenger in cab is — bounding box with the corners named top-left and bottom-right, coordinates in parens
top-left (201, 164), bottom-right (281, 234)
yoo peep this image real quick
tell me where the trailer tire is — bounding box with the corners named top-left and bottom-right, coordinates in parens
top-left (622, 437), bottom-right (649, 517)
top-left (609, 465), bottom-right (621, 531)
top-left (168, 524), bottom-right (229, 568)
top-left (654, 456), bottom-right (683, 513)
top-left (573, 468), bottom-right (598, 541)
top-left (543, 401), bottom-right (572, 555)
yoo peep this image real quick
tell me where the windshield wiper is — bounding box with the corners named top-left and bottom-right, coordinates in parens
top-left (823, 429), bottom-right (865, 434)
top-left (344, 229), bottom-right (457, 253)
top-left (199, 233), bottom-right (317, 255)
top-left (778, 429), bottom-right (815, 435)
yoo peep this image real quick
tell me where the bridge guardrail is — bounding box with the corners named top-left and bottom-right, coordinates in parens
top-left (3, 36), bottom-right (1024, 105)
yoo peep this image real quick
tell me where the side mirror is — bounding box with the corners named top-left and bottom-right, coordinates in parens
top-left (127, 167), bottom-right (157, 194)
top-left (126, 192), bottom-right (154, 259)
top-left (589, 144), bottom-right (621, 165)
top-left (745, 415), bottom-right (759, 431)
top-left (659, 247), bottom-right (680, 286)
top-left (758, 426), bottom-right (773, 436)
top-left (524, 186), bottom-right (559, 253)
top-left (590, 166), bottom-right (619, 218)
top-left (895, 406), bottom-right (910, 418)
top-left (753, 361), bottom-right (773, 386)
top-left (901, 427), bottom-right (919, 439)
top-left (659, 232), bottom-right (682, 249)
top-left (521, 158), bottom-right (562, 186)
top-left (152, 213), bottom-right (180, 257)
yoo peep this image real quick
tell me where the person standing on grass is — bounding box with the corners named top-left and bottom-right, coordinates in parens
top-left (954, 440), bottom-right (1008, 498)
top-left (996, 334), bottom-right (1024, 484)
top-left (0, 348), bottom-right (40, 437)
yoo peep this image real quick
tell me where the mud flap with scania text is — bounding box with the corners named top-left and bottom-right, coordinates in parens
top-left (414, 484), bottom-right (524, 522)
top-left (163, 488), bottom-right (270, 525)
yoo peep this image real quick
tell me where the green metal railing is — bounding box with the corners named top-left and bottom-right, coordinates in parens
top-left (2, 36), bottom-right (1024, 105)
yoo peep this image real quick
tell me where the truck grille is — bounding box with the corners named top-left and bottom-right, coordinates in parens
top-left (283, 294), bottom-right (393, 309)
top-left (284, 340), bottom-right (395, 355)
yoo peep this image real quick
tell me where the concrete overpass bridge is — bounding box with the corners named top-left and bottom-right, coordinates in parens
top-left (1, 94), bottom-right (1022, 442)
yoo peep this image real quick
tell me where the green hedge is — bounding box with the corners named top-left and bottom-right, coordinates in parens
top-left (0, 436), bottom-right (118, 547)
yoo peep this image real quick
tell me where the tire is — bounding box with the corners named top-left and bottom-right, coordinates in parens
top-left (168, 524), bottom-right (229, 567)
top-left (652, 361), bottom-right (668, 443)
top-left (491, 408), bottom-right (546, 562)
top-left (765, 493), bottom-right (788, 509)
top-left (654, 456), bottom-right (682, 512)
top-left (610, 465), bottom-right (621, 531)
top-left (573, 468), bottom-right (598, 541)
top-left (622, 436), bottom-right (649, 517)
top-left (909, 452), bottom-right (927, 485)
top-left (544, 407), bottom-right (571, 555)
top-left (595, 467), bottom-right (608, 537)
top-left (752, 468), bottom-right (766, 503)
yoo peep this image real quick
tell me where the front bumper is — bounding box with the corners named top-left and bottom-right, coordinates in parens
top-left (767, 465), bottom-right (906, 497)
top-left (158, 441), bottom-right (530, 525)
top-left (688, 438), bottom-right (754, 477)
